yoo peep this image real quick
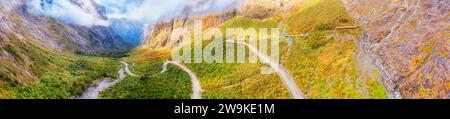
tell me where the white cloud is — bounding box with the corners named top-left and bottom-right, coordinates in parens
top-left (126, 0), bottom-right (189, 24)
top-left (28, 0), bottom-right (237, 26)
top-left (29, 0), bottom-right (110, 26)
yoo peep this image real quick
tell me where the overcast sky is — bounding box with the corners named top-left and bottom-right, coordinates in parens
top-left (28, 0), bottom-right (237, 26)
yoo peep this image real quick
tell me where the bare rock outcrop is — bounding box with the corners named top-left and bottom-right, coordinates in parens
top-left (342, 0), bottom-right (449, 98)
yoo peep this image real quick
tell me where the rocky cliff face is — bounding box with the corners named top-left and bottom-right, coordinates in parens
top-left (144, 12), bottom-right (237, 49)
top-left (237, 0), bottom-right (283, 19)
top-left (0, 0), bottom-right (132, 53)
top-left (144, 0), bottom-right (289, 49)
top-left (341, 0), bottom-right (449, 98)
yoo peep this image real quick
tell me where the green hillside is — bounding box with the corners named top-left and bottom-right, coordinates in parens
top-left (0, 33), bottom-right (122, 99)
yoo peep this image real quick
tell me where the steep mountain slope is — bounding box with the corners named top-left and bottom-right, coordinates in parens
top-left (144, 0), bottom-right (295, 49)
top-left (0, 30), bottom-right (122, 98)
top-left (0, 0), bottom-right (128, 98)
top-left (144, 11), bottom-right (237, 49)
top-left (1, 0), bottom-right (131, 52)
top-left (342, 0), bottom-right (449, 98)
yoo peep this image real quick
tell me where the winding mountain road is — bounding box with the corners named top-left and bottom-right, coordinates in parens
top-left (161, 60), bottom-right (202, 99)
top-left (226, 40), bottom-right (305, 99)
top-left (79, 62), bottom-right (137, 99)
top-left (121, 61), bottom-right (138, 76)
